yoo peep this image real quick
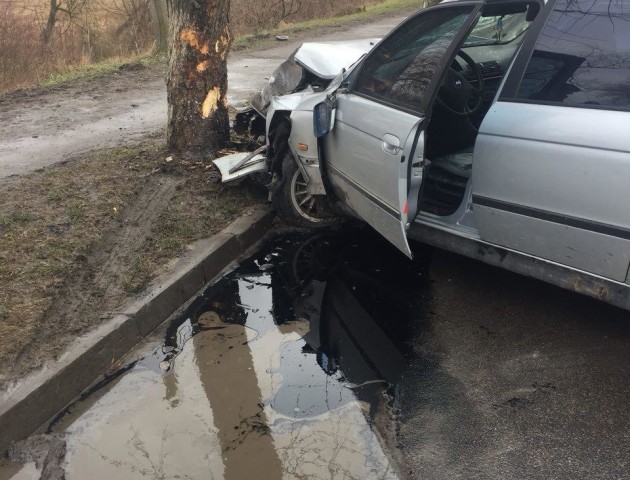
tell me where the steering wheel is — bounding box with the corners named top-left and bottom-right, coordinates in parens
top-left (436, 50), bottom-right (485, 117)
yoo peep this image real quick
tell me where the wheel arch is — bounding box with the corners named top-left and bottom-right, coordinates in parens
top-left (267, 111), bottom-right (293, 176)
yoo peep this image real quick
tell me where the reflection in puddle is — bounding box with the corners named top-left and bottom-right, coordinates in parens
top-left (0, 461), bottom-right (39, 480)
top-left (47, 229), bottom-right (429, 479)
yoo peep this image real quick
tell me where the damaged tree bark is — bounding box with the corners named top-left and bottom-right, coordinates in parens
top-left (166, 0), bottom-right (231, 154)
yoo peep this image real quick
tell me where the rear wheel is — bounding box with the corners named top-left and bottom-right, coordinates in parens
top-left (274, 152), bottom-right (339, 228)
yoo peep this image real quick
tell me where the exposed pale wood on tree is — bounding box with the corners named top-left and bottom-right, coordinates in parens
top-left (166, 0), bottom-right (231, 154)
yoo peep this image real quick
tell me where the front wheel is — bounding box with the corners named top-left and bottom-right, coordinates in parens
top-left (273, 153), bottom-right (339, 228)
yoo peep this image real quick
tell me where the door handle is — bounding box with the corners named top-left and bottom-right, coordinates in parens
top-left (382, 134), bottom-right (401, 156)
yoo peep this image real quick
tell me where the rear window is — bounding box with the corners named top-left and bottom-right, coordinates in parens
top-left (515, 0), bottom-right (630, 110)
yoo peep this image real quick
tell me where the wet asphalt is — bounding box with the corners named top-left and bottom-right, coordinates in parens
top-left (1, 227), bottom-right (628, 479)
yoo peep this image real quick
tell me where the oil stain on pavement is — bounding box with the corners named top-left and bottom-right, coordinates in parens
top-left (13, 229), bottom-right (429, 480)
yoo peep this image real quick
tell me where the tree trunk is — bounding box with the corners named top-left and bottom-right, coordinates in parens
top-left (166, 0), bottom-right (231, 154)
top-left (41, 0), bottom-right (60, 44)
top-left (149, 0), bottom-right (169, 51)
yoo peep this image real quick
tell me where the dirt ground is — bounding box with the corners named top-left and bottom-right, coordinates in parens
top-left (0, 61), bottom-right (168, 180)
top-left (0, 13), bottom-right (409, 179)
top-left (0, 140), bottom-right (265, 390)
top-left (0, 9), bottom-right (416, 391)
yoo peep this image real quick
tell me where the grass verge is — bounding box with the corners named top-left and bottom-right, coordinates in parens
top-left (0, 52), bottom-right (167, 97)
top-left (1, 0), bottom-right (424, 95)
top-left (233, 0), bottom-right (425, 49)
top-left (40, 52), bottom-right (167, 90)
top-left (0, 140), bottom-right (265, 387)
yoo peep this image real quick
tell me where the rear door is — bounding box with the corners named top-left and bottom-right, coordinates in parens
top-left (324, 3), bottom-right (481, 257)
top-left (473, 0), bottom-right (630, 281)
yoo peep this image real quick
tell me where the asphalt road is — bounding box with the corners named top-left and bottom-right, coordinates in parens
top-left (398, 244), bottom-right (630, 480)
top-left (0, 15), bottom-right (405, 180)
top-left (3, 228), bottom-right (626, 480)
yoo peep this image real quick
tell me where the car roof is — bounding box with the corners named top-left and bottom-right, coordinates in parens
top-left (439, 0), bottom-right (544, 6)
top-left (438, 0), bottom-right (544, 18)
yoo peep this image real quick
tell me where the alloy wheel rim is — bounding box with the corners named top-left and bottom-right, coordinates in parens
top-left (290, 169), bottom-right (326, 223)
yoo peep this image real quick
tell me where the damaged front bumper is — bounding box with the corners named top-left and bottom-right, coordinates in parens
top-left (213, 147), bottom-right (268, 184)
top-left (217, 38), bottom-right (378, 186)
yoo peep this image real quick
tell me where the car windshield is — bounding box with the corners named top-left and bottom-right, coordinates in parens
top-left (464, 13), bottom-right (529, 46)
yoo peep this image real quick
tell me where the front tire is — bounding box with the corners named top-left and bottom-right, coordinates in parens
top-left (273, 153), bottom-right (338, 229)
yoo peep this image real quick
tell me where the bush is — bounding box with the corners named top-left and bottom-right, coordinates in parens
top-left (231, 0), bottom-right (367, 36)
top-left (0, 0), bottom-right (156, 92)
top-left (0, 1), bottom-right (44, 92)
top-left (0, 0), bottom-right (381, 93)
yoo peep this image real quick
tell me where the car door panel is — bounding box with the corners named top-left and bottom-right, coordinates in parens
top-left (328, 95), bottom-right (422, 215)
top-left (329, 168), bottom-right (413, 255)
top-left (322, 3), bottom-right (480, 257)
top-left (326, 96), bottom-right (422, 256)
top-left (473, 0), bottom-right (630, 282)
top-left (474, 101), bottom-right (630, 282)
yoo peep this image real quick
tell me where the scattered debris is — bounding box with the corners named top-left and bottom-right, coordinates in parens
top-left (218, 148), bottom-right (239, 156)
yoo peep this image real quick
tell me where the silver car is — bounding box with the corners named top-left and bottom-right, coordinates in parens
top-left (219, 0), bottom-right (630, 311)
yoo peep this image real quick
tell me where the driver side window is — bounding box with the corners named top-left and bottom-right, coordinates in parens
top-left (354, 7), bottom-right (474, 112)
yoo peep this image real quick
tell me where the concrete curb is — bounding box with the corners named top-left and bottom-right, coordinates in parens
top-left (0, 205), bottom-right (274, 455)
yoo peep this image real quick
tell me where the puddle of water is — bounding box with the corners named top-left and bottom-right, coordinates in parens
top-left (0, 461), bottom-right (39, 480)
top-left (43, 229), bottom-right (430, 480)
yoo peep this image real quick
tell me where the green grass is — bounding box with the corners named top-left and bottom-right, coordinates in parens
top-left (233, 0), bottom-right (425, 48)
top-left (67, 203), bottom-right (86, 223)
top-left (46, 187), bottom-right (73, 202)
top-left (31, 260), bottom-right (71, 278)
top-left (123, 258), bottom-right (154, 294)
top-left (39, 52), bottom-right (167, 90)
top-left (156, 235), bottom-right (184, 253)
top-left (290, 0), bottom-right (423, 27)
top-left (0, 211), bottom-right (37, 228)
top-left (42, 61), bottom-right (125, 87)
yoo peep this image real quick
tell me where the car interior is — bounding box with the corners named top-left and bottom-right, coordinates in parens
top-left (421, 6), bottom-right (535, 216)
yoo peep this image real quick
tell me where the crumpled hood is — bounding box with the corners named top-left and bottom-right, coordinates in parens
top-left (294, 38), bottom-right (381, 79)
top-left (250, 38), bottom-right (380, 115)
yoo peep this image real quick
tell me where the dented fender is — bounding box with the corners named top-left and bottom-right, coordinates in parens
top-left (265, 70), bottom-right (347, 196)
top-left (287, 89), bottom-right (335, 196)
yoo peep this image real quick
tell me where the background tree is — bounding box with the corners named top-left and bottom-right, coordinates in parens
top-left (41, 0), bottom-right (90, 44)
top-left (273, 0), bottom-right (304, 24)
top-left (149, 0), bottom-right (169, 51)
top-left (166, 0), bottom-right (231, 154)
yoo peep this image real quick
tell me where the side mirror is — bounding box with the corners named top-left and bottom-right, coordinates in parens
top-left (313, 97), bottom-right (335, 138)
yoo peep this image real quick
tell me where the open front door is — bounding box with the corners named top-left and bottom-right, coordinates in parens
top-left (323, 3), bottom-right (481, 257)
top-left (326, 97), bottom-right (422, 257)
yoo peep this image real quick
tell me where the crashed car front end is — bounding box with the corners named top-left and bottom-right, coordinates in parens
top-left (252, 40), bottom-right (380, 117)
top-left (219, 40), bottom-right (378, 197)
